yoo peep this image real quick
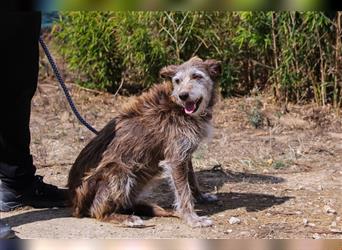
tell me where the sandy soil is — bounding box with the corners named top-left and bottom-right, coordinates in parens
top-left (1, 48), bottom-right (342, 239)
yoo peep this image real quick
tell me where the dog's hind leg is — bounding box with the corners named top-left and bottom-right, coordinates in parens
top-left (100, 203), bottom-right (177, 227)
top-left (127, 203), bottom-right (178, 218)
top-left (72, 177), bottom-right (98, 217)
top-left (188, 159), bottom-right (218, 204)
top-left (86, 169), bottom-right (148, 227)
top-left (89, 189), bottom-right (146, 227)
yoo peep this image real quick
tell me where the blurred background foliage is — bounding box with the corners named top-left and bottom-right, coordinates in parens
top-left (53, 11), bottom-right (342, 107)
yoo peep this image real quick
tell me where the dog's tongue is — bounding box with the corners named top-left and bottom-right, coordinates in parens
top-left (185, 101), bottom-right (196, 114)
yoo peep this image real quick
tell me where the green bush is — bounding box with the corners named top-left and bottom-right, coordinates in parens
top-left (54, 11), bottom-right (342, 108)
top-left (55, 11), bottom-right (239, 95)
top-left (55, 11), bottom-right (122, 91)
top-left (114, 12), bottom-right (168, 90)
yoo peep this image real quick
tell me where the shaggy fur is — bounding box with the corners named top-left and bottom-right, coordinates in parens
top-left (68, 57), bottom-right (221, 227)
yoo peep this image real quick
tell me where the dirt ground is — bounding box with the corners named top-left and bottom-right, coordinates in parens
top-left (1, 52), bottom-right (342, 239)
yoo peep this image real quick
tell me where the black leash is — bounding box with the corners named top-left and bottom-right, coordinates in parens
top-left (39, 37), bottom-right (99, 135)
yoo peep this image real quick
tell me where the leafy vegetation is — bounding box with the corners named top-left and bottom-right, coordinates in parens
top-left (54, 11), bottom-right (342, 108)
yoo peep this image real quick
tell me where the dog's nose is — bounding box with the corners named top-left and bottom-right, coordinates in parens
top-left (179, 92), bottom-right (189, 101)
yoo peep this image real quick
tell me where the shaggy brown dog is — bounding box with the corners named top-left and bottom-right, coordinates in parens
top-left (68, 57), bottom-right (221, 227)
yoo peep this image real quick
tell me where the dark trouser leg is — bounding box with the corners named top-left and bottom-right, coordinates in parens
top-left (0, 12), bottom-right (41, 191)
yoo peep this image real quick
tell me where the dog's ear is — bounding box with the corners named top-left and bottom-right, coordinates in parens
top-left (160, 65), bottom-right (178, 79)
top-left (189, 56), bottom-right (203, 63)
top-left (204, 59), bottom-right (222, 80)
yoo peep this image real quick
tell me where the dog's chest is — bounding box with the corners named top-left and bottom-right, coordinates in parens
top-left (182, 119), bottom-right (213, 148)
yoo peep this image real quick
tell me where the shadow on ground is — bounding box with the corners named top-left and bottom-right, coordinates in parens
top-left (150, 167), bottom-right (291, 216)
top-left (3, 168), bottom-right (291, 228)
top-left (2, 207), bottom-right (71, 228)
top-left (198, 192), bottom-right (292, 216)
top-left (197, 167), bottom-right (291, 215)
top-left (197, 167), bottom-right (286, 186)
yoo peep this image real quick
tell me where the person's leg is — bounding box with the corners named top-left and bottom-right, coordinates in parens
top-left (0, 12), bottom-right (68, 212)
top-left (0, 12), bottom-right (40, 190)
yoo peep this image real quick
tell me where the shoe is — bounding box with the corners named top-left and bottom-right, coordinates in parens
top-left (0, 220), bottom-right (15, 239)
top-left (0, 175), bottom-right (69, 212)
top-left (0, 181), bottom-right (21, 212)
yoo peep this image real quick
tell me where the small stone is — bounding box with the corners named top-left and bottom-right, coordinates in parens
top-left (229, 217), bottom-right (241, 225)
top-left (323, 205), bottom-right (337, 215)
top-left (303, 219), bottom-right (315, 227)
top-left (331, 221), bottom-right (337, 227)
top-left (60, 111), bottom-right (69, 122)
top-left (312, 233), bottom-right (320, 239)
top-left (217, 200), bottom-right (223, 206)
top-left (239, 231), bottom-right (250, 237)
top-left (329, 228), bottom-right (342, 233)
top-left (225, 229), bottom-right (233, 234)
top-left (267, 159), bottom-right (273, 165)
top-left (318, 185), bottom-right (323, 191)
top-left (336, 217), bottom-right (341, 222)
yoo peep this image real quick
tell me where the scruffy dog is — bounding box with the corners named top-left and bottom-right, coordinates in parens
top-left (68, 57), bottom-right (221, 227)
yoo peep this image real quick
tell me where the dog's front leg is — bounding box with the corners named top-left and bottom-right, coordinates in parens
top-left (161, 160), bottom-right (213, 228)
top-left (188, 159), bottom-right (218, 204)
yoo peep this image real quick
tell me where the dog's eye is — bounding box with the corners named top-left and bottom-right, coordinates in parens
top-left (191, 73), bottom-right (203, 80)
top-left (174, 78), bottom-right (180, 84)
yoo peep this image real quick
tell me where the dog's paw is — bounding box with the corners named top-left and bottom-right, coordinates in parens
top-left (185, 214), bottom-right (213, 228)
top-left (124, 215), bottom-right (144, 228)
top-left (196, 193), bottom-right (218, 204)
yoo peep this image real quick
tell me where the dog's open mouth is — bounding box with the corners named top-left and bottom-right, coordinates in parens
top-left (184, 97), bottom-right (202, 114)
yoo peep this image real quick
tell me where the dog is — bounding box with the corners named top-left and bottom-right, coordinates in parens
top-left (67, 56), bottom-right (221, 227)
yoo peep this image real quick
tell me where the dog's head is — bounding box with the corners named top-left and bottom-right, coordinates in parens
top-left (160, 57), bottom-right (221, 116)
